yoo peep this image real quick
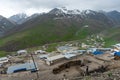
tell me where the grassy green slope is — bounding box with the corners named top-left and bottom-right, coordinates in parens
top-left (0, 15), bottom-right (114, 51)
top-left (0, 19), bottom-right (87, 51)
top-left (103, 27), bottom-right (120, 47)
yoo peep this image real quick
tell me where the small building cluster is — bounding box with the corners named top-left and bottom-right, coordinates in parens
top-left (1, 42), bottom-right (120, 76)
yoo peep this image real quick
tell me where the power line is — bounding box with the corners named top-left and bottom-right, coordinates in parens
top-left (30, 53), bottom-right (39, 80)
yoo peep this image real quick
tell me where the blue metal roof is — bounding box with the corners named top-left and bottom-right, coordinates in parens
top-left (7, 63), bottom-right (37, 74)
top-left (93, 51), bottom-right (104, 55)
top-left (114, 52), bottom-right (120, 56)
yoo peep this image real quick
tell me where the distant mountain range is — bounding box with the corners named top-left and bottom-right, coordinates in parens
top-left (0, 7), bottom-right (120, 51)
top-left (0, 15), bottom-right (16, 37)
top-left (9, 13), bottom-right (28, 24)
top-left (8, 13), bottom-right (41, 24)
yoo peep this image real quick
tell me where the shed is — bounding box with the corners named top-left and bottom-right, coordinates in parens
top-left (93, 51), bottom-right (104, 55)
top-left (114, 52), bottom-right (120, 57)
top-left (115, 43), bottom-right (120, 47)
top-left (87, 48), bottom-right (97, 53)
top-left (45, 54), bottom-right (64, 65)
top-left (47, 54), bottom-right (64, 62)
top-left (97, 48), bottom-right (111, 51)
top-left (0, 57), bottom-right (9, 64)
top-left (7, 63), bottom-right (37, 74)
top-left (35, 50), bottom-right (46, 54)
top-left (112, 43), bottom-right (120, 50)
top-left (113, 49), bottom-right (119, 52)
top-left (17, 50), bottom-right (27, 55)
top-left (39, 54), bottom-right (48, 59)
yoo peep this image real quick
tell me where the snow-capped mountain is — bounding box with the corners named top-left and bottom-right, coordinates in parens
top-left (58, 7), bottom-right (81, 14)
top-left (49, 8), bottom-right (65, 15)
top-left (9, 13), bottom-right (28, 24)
top-left (1, 7), bottom-right (120, 38)
top-left (49, 7), bottom-right (81, 15)
top-left (49, 7), bottom-right (103, 15)
top-left (81, 10), bottom-right (97, 16)
top-left (48, 7), bottom-right (113, 24)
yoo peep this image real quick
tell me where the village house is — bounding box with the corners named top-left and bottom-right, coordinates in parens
top-left (17, 50), bottom-right (27, 55)
top-left (0, 57), bottom-right (9, 64)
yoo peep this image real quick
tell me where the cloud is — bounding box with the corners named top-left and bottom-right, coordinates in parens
top-left (4, 0), bottom-right (66, 9)
top-left (0, 0), bottom-right (120, 17)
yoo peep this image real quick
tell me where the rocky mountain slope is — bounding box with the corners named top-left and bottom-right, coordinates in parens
top-left (0, 15), bottom-right (16, 37)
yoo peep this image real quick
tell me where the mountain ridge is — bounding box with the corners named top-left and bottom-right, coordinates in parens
top-left (0, 8), bottom-right (120, 51)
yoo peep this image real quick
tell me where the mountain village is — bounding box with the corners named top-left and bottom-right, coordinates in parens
top-left (0, 35), bottom-right (120, 80)
top-left (1, 0), bottom-right (120, 80)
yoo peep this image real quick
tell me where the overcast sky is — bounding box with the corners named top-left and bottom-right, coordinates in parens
top-left (0, 0), bottom-right (120, 17)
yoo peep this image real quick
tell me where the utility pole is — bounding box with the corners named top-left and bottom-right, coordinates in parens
top-left (31, 53), bottom-right (39, 80)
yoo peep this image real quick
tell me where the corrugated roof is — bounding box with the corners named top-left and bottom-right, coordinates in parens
top-left (64, 54), bottom-right (76, 59)
top-left (7, 63), bottom-right (37, 74)
top-left (46, 54), bottom-right (64, 61)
